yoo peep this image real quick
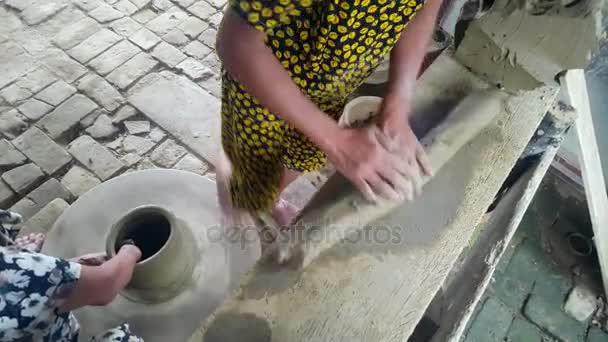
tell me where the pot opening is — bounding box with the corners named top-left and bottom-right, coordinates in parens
top-left (566, 232), bottom-right (593, 257)
top-left (114, 209), bottom-right (172, 262)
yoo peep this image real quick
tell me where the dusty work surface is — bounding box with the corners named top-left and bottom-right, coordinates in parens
top-left (189, 54), bottom-right (560, 342)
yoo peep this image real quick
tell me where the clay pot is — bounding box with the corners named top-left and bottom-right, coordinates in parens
top-left (42, 169), bottom-right (261, 342)
top-left (339, 96), bottom-right (383, 127)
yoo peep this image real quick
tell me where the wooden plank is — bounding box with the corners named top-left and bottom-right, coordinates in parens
top-left (188, 53), bottom-right (559, 342)
top-left (561, 69), bottom-right (608, 296)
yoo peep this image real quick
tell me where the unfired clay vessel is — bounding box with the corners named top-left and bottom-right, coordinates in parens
top-left (42, 169), bottom-right (261, 342)
top-left (339, 96), bottom-right (383, 127)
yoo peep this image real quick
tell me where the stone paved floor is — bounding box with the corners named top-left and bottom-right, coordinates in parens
top-left (463, 176), bottom-right (608, 342)
top-left (0, 0), bottom-right (231, 229)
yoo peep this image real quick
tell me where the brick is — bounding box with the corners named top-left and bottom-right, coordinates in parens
top-left (1, 163), bottom-right (44, 194)
top-left (85, 114), bottom-right (118, 139)
top-left (34, 80), bottom-right (76, 106)
top-left (129, 27), bottom-right (161, 50)
top-left (177, 58), bottom-right (213, 80)
top-left (0, 139), bottom-right (27, 171)
top-left (106, 136), bottom-right (123, 150)
top-left (68, 29), bottom-right (122, 64)
top-left (183, 40), bottom-right (211, 59)
top-left (77, 74), bottom-right (124, 111)
top-left (112, 105), bottom-right (137, 123)
top-left (16, 67), bottom-right (58, 94)
top-left (13, 127), bottom-right (73, 174)
top-left (151, 0), bottom-right (172, 11)
top-left (588, 327), bottom-right (608, 342)
top-left (524, 294), bottom-right (586, 342)
top-left (20, 198), bottom-right (69, 236)
top-left (122, 135), bottom-right (155, 155)
top-left (124, 120), bottom-right (150, 135)
top-left (37, 94), bottom-right (98, 139)
top-left (505, 318), bottom-right (550, 342)
top-left (80, 108), bottom-right (104, 129)
top-left (162, 28), bottom-right (189, 46)
top-left (89, 41), bottom-right (140, 76)
top-left (27, 178), bottom-right (71, 208)
top-left (61, 165), bottom-right (101, 197)
top-left (129, 0), bottom-right (149, 8)
top-left (17, 98), bottom-right (53, 121)
top-left (152, 42), bottom-right (187, 67)
top-left (109, 17), bottom-right (141, 37)
top-left (114, 0), bottom-right (138, 15)
top-left (121, 152), bottom-right (141, 167)
top-left (106, 52), bottom-right (158, 89)
top-left (89, 3), bottom-right (125, 23)
top-left (207, 0), bottom-right (227, 8)
top-left (188, 1), bottom-right (216, 20)
top-left (132, 8), bottom-right (156, 24)
top-left (178, 16), bottom-right (208, 39)
top-left (150, 139), bottom-right (187, 167)
top-left (146, 7), bottom-right (188, 36)
top-left (68, 135), bottom-right (124, 180)
top-left (174, 153), bottom-right (209, 174)
top-left (148, 127), bottom-right (166, 142)
top-left (0, 110), bottom-right (27, 139)
top-left (42, 49), bottom-right (88, 83)
top-left (52, 17), bottom-right (101, 50)
top-left (464, 298), bottom-right (514, 342)
top-left (202, 52), bottom-right (220, 72)
top-left (73, 0), bottom-right (102, 11)
top-left (0, 84), bottom-right (32, 105)
top-left (21, 0), bottom-right (68, 25)
top-left (9, 198), bottom-right (38, 221)
top-left (0, 180), bottom-right (16, 207)
top-left (198, 73), bottom-right (221, 97)
top-left (174, 0), bottom-right (195, 7)
top-left (209, 12), bottom-right (222, 27)
top-left (198, 28), bottom-right (217, 48)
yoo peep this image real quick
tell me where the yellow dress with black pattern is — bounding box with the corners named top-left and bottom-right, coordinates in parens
top-left (221, 0), bottom-right (426, 211)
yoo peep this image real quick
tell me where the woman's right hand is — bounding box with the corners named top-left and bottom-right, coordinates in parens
top-left (324, 125), bottom-right (417, 203)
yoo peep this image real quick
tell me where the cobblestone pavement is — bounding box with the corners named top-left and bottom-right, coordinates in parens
top-left (0, 0), bottom-right (229, 231)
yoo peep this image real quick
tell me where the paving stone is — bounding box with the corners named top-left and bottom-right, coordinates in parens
top-left (61, 165), bottom-right (101, 197)
top-left (564, 285), bottom-right (597, 322)
top-left (148, 126), bottom-right (166, 142)
top-left (37, 94), bottom-right (97, 139)
top-left (198, 73), bottom-right (221, 97)
top-left (177, 57), bottom-right (213, 80)
top-left (151, 0), bottom-right (172, 10)
top-left (208, 12), bottom-right (222, 27)
top-left (85, 114), bottom-right (119, 139)
top-left (80, 108), bottom-right (104, 129)
top-left (163, 28), bottom-right (189, 46)
top-left (88, 43), bottom-right (139, 76)
top-left (121, 152), bottom-right (142, 167)
top-left (183, 40), bottom-right (211, 59)
top-left (0, 41), bottom-right (38, 90)
top-left (13, 127), bottom-right (73, 174)
top-left (43, 49), bottom-right (88, 83)
top-left (68, 29), bottom-right (122, 64)
top-left (129, 27), bottom-right (161, 50)
top-left (133, 157), bottom-right (158, 171)
top-left (0, 84), bottom-right (33, 105)
top-left (202, 52), bottom-right (220, 73)
top-left (89, 3), bottom-right (125, 23)
top-left (20, 198), bottom-right (69, 236)
top-left (0, 180), bottom-right (16, 207)
top-left (152, 41), bottom-right (187, 67)
top-left (130, 0), bottom-right (149, 8)
top-left (207, 0), bottom-right (226, 8)
top-left (129, 71), bottom-right (221, 165)
top-left (174, 153), bottom-right (209, 174)
top-left (146, 7), bottom-right (188, 36)
top-left (9, 198), bottom-right (38, 221)
top-left (73, 0), bottom-right (102, 11)
top-left (34, 80), bottom-right (76, 106)
top-left (27, 178), bottom-right (71, 208)
top-left (105, 0), bottom-right (118, 4)
top-left (109, 17), bottom-right (142, 37)
top-left (114, 0), bottom-right (138, 15)
top-left (0, 109), bottom-right (27, 139)
top-left (106, 136), bottom-right (123, 150)
top-left (524, 294), bottom-right (586, 342)
top-left (188, 1), bottom-right (216, 20)
top-left (150, 139), bottom-right (187, 167)
top-left (132, 8), bottom-right (156, 24)
top-left (112, 105), bottom-right (137, 123)
top-left (198, 27), bottom-right (217, 48)
top-left (17, 98), bottom-right (53, 121)
top-left (124, 120), bottom-right (150, 135)
top-left (0, 8), bottom-right (24, 35)
top-left (68, 135), bottom-right (124, 180)
top-left (178, 16), bottom-right (208, 39)
top-left (0, 139), bottom-right (27, 171)
top-left (5, 0), bottom-right (30, 11)
top-left (1, 163), bottom-right (45, 194)
top-left (587, 327), bottom-right (608, 342)
top-left (106, 52), bottom-right (159, 89)
top-left (52, 17), bottom-right (101, 50)
top-left (464, 297), bottom-right (514, 342)
top-left (77, 74), bottom-right (124, 111)
top-left (21, 0), bottom-right (68, 25)
top-left (174, 0), bottom-right (195, 7)
top-left (16, 67), bottom-right (58, 94)
top-left (122, 135), bottom-right (156, 155)
top-left (505, 317), bottom-right (550, 342)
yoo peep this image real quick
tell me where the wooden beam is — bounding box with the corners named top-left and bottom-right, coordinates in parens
top-left (561, 69), bottom-right (608, 296)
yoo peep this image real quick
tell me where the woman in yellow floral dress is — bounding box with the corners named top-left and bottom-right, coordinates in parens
top-left (216, 0), bottom-right (441, 226)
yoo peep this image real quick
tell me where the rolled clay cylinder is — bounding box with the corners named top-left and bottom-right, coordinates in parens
top-left (275, 89), bottom-right (504, 267)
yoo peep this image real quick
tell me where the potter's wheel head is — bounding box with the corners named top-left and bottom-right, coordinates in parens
top-left (42, 169), bottom-right (261, 342)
